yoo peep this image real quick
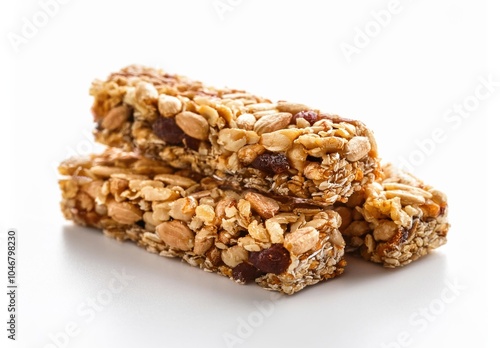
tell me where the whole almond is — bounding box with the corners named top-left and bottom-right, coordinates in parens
top-left (107, 200), bottom-right (142, 225)
top-left (101, 105), bottom-right (131, 130)
top-left (253, 112), bottom-right (292, 135)
top-left (175, 111), bottom-right (209, 140)
top-left (156, 220), bottom-right (194, 251)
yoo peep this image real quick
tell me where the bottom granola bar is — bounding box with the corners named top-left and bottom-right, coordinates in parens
top-left (59, 149), bottom-right (346, 294)
top-left (336, 164), bottom-right (449, 267)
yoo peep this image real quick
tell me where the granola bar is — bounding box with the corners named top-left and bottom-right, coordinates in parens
top-left (335, 164), bottom-right (449, 267)
top-left (90, 65), bottom-right (380, 205)
top-left (59, 149), bottom-right (346, 294)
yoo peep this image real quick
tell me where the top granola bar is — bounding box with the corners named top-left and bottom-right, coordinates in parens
top-left (91, 65), bottom-right (380, 205)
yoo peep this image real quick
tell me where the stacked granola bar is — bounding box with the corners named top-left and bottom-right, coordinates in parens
top-left (59, 65), bottom-right (449, 294)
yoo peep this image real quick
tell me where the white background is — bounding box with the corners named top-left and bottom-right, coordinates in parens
top-left (1, 0), bottom-right (498, 347)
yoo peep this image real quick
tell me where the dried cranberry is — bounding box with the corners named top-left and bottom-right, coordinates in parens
top-left (251, 153), bottom-right (290, 174)
top-left (248, 244), bottom-right (291, 274)
top-left (232, 262), bottom-right (264, 283)
top-left (152, 117), bottom-right (184, 145)
top-left (292, 111), bottom-right (318, 125)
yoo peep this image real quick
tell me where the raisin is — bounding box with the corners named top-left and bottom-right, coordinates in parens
top-left (251, 153), bottom-right (290, 174)
top-left (152, 117), bottom-right (184, 145)
top-left (232, 262), bottom-right (264, 283)
top-left (248, 244), bottom-right (291, 274)
top-left (184, 135), bottom-right (201, 151)
top-left (292, 111), bottom-right (318, 125)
